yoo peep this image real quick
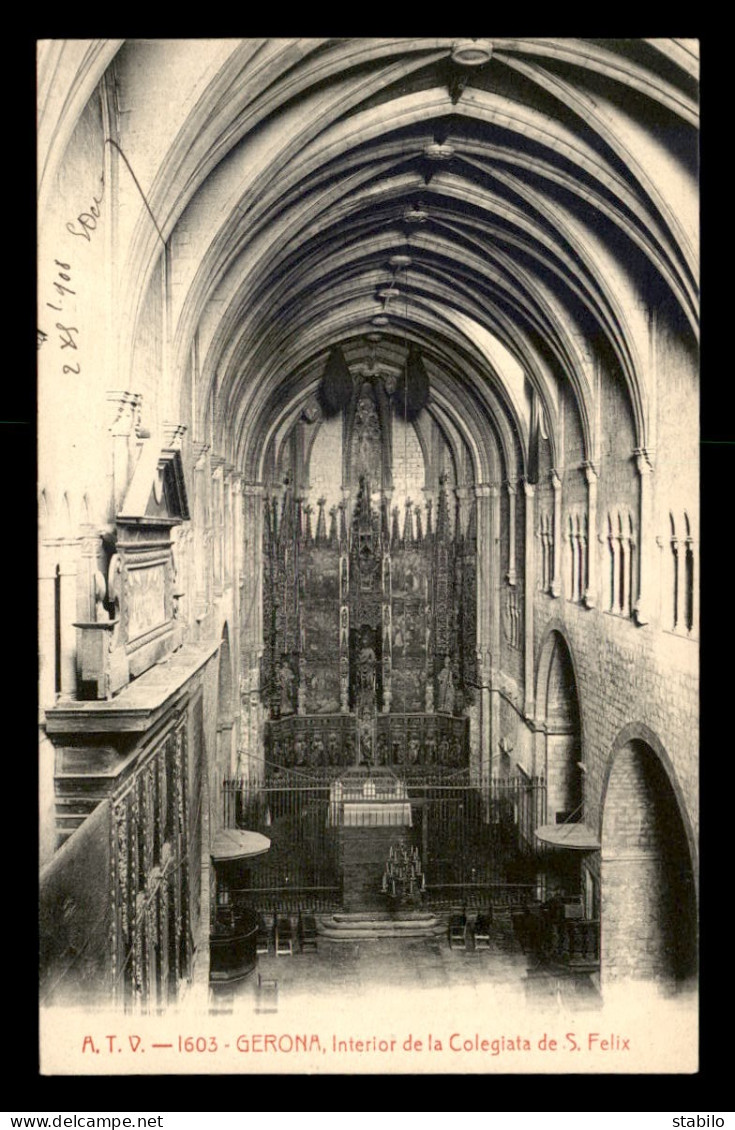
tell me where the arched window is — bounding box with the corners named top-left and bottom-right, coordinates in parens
top-left (607, 514), bottom-right (616, 612)
top-left (670, 512), bottom-right (679, 631)
top-left (567, 515), bottom-right (578, 601)
top-left (606, 508), bottom-right (635, 617)
top-left (54, 563), bottom-right (62, 695)
top-left (684, 512), bottom-right (694, 633)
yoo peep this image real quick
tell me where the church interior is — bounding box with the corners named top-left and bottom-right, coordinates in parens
top-left (37, 38), bottom-right (699, 1018)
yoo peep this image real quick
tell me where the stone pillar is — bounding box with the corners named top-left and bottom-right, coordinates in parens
top-left (671, 528), bottom-right (681, 632)
top-left (506, 481), bottom-right (517, 586)
top-left (455, 484), bottom-right (473, 541)
top-left (382, 553), bottom-right (392, 713)
top-left (523, 479), bottom-right (535, 719)
top-left (633, 448), bottom-right (654, 626)
top-left (58, 540), bottom-right (79, 697)
top-left (192, 442), bottom-right (211, 625)
top-left (688, 526), bottom-right (699, 636)
top-left (550, 469), bottom-right (562, 598)
top-left (583, 461), bottom-right (598, 608)
top-left (38, 542), bottom-right (58, 710)
top-left (211, 457), bottom-right (225, 597)
top-left (107, 391), bottom-right (142, 515)
top-left (77, 525), bottom-right (102, 626)
top-left (241, 482), bottom-right (264, 782)
top-left (475, 484), bottom-right (493, 778)
top-left (489, 484), bottom-right (501, 791)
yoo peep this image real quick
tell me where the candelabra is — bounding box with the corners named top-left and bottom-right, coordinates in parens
top-left (382, 843), bottom-right (426, 903)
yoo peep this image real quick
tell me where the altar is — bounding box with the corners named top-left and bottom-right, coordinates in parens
top-left (329, 767), bottom-right (412, 827)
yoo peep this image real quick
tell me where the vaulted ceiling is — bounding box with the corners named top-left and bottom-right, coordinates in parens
top-left (38, 38), bottom-right (699, 481)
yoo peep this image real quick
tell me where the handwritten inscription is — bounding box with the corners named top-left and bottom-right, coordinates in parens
top-left (66, 172), bottom-right (105, 242)
top-left (38, 171), bottom-right (105, 375)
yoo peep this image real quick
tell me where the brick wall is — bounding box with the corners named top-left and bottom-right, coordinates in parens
top-left (600, 741), bottom-right (696, 983)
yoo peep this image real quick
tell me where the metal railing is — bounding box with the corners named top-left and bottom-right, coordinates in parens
top-left (229, 886), bottom-right (342, 915)
top-left (424, 882), bottom-right (539, 912)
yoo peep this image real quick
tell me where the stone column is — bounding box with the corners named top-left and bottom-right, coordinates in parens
top-left (550, 469), bottom-right (562, 597)
top-left (211, 457), bottom-right (225, 597)
top-left (38, 542), bottom-right (58, 710)
top-left (107, 391), bottom-right (142, 515)
top-left (241, 482), bottom-right (264, 782)
top-left (455, 484), bottom-right (473, 541)
top-left (670, 527), bottom-right (681, 632)
top-left (475, 484), bottom-right (493, 778)
top-left (192, 442), bottom-right (211, 625)
top-left (633, 448), bottom-right (654, 626)
top-left (489, 484), bottom-right (501, 790)
top-left (688, 526), bottom-right (699, 636)
top-left (78, 524), bottom-right (102, 625)
top-left (506, 481), bottom-right (517, 586)
top-left (59, 539), bottom-right (79, 697)
top-left (583, 461), bottom-right (598, 608)
top-left (523, 479), bottom-right (535, 719)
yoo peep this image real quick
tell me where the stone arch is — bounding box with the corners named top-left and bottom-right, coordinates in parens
top-left (534, 626), bottom-right (585, 895)
top-left (535, 628), bottom-right (578, 822)
top-left (600, 723), bottom-right (697, 989)
top-left (215, 622), bottom-right (235, 780)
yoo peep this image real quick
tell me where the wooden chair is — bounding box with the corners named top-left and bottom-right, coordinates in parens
top-left (298, 910), bottom-right (318, 952)
top-left (275, 915), bottom-right (293, 955)
top-left (256, 973), bottom-right (279, 1014)
top-left (473, 912), bottom-right (491, 949)
top-left (256, 913), bottom-right (271, 955)
top-left (448, 912), bottom-right (467, 949)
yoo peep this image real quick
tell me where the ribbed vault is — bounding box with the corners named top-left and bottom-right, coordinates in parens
top-left (38, 36), bottom-right (699, 484)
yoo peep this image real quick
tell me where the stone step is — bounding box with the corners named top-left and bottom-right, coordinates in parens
top-left (318, 912), bottom-right (444, 939)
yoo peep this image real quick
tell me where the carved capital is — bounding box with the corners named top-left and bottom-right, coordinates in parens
top-left (550, 468), bottom-right (562, 491)
top-left (474, 483), bottom-right (493, 500)
top-left (192, 441), bottom-right (210, 468)
top-left (522, 478), bottom-right (535, 499)
top-left (634, 447), bottom-right (655, 476)
top-left (162, 421), bottom-right (187, 450)
top-left (582, 460), bottom-right (598, 484)
top-left (107, 391), bottom-right (142, 436)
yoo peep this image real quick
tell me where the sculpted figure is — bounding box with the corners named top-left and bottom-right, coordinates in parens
top-left (437, 655), bottom-right (455, 714)
top-left (278, 660), bottom-right (295, 716)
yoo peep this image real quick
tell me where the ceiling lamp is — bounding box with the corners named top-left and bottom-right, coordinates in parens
top-left (377, 286), bottom-right (399, 301)
top-left (451, 39), bottom-right (493, 65)
top-left (389, 254), bottom-right (412, 270)
top-left (394, 344), bottom-right (429, 421)
top-left (366, 332), bottom-right (382, 343)
top-left (424, 141), bottom-right (455, 162)
top-left (318, 345), bottom-right (353, 417)
top-left (372, 314), bottom-right (389, 327)
top-left (403, 203), bottom-right (429, 224)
